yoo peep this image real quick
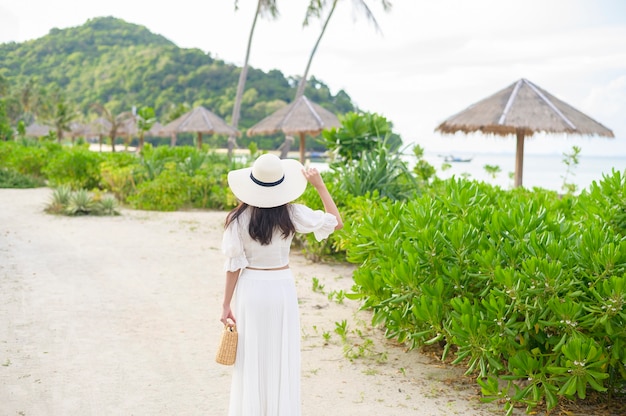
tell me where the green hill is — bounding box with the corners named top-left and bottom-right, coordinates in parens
top-left (0, 16), bottom-right (356, 148)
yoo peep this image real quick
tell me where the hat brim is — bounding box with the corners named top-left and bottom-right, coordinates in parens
top-left (228, 159), bottom-right (307, 208)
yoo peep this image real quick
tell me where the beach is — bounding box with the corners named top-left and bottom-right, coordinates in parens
top-left (0, 187), bottom-right (507, 415)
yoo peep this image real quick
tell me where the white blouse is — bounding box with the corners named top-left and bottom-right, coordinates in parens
top-left (222, 204), bottom-right (338, 272)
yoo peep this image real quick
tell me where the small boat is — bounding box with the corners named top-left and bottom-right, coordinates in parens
top-left (443, 155), bottom-right (473, 163)
top-left (307, 151), bottom-right (327, 160)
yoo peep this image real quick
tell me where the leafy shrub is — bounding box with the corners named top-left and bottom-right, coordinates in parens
top-left (96, 194), bottom-right (120, 216)
top-left (44, 145), bottom-right (104, 189)
top-left (64, 189), bottom-right (96, 215)
top-left (0, 168), bottom-right (45, 188)
top-left (189, 173), bottom-right (231, 210)
top-left (140, 143), bottom-right (198, 167)
top-left (0, 140), bottom-right (62, 178)
top-left (577, 168), bottom-right (626, 236)
top-left (99, 153), bottom-right (141, 202)
top-left (127, 162), bottom-right (193, 211)
top-left (343, 175), bottom-right (626, 414)
top-left (127, 147), bottom-right (244, 211)
top-left (332, 139), bottom-right (418, 200)
top-left (321, 112), bottom-right (402, 160)
top-left (45, 185), bottom-right (120, 216)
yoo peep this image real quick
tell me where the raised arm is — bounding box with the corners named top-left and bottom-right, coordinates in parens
top-left (302, 167), bottom-right (343, 230)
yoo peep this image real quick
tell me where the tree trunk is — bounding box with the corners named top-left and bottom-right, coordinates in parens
top-left (229, 0), bottom-right (262, 157)
top-left (278, 0), bottom-right (338, 154)
top-left (514, 129), bottom-right (525, 188)
top-left (294, 0), bottom-right (338, 99)
top-left (110, 130), bottom-right (117, 153)
top-left (298, 132), bottom-right (306, 163)
top-left (227, 136), bottom-right (237, 157)
top-left (278, 135), bottom-right (294, 159)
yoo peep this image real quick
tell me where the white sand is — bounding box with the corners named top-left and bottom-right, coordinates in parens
top-left (0, 188), bottom-right (505, 415)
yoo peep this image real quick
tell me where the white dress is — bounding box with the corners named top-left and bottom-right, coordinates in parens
top-left (222, 204), bottom-right (338, 416)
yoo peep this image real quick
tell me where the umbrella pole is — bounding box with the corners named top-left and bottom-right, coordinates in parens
top-left (197, 132), bottom-right (203, 150)
top-left (514, 130), bottom-right (525, 188)
top-left (299, 132), bottom-right (305, 163)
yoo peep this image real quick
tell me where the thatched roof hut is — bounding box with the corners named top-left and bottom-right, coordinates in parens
top-left (436, 78), bottom-right (614, 187)
top-left (25, 123), bottom-right (52, 138)
top-left (162, 106), bottom-right (238, 150)
top-left (247, 95), bottom-right (341, 162)
top-left (147, 121), bottom-right (167, 137)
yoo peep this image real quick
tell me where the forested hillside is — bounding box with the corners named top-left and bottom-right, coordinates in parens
top-left (0, 16), bottom-right (356, 148)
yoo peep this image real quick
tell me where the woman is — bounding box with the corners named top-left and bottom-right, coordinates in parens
top-left (221, 153), bottom-right (343, 416)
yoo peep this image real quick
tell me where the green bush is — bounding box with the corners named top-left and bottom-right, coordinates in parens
top-left (577, 168), bottom-right (626, 236)
top-left (44, 145), bottom-right (104, 189)
top-left (99, 152), bottom-right (141, 202)
top-left (0, 140), bottom-right (62, 178)
top-left (0, 168), bottom-right (46, 188)
top-left (127, 162), bottom-right (193, 211)
top-left (343, 174), bottom-right (626, 414)
top-left (0, 141), bottom-right (245, 211)
top-left (45, 185), bottom-right (120, 216)
top-left (331, 139), bottom-right (418, 200)
top-left (189, 173), bottom-right (232, 210)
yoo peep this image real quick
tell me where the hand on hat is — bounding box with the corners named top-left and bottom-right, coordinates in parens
top-left (302, 167), bottom-right (324, 189)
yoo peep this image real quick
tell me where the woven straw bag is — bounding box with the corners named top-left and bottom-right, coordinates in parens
top-left (215, 325), bottom-right (238, 365)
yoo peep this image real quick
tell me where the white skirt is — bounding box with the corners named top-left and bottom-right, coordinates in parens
top-left (228, 268), bottom-right (301, 416)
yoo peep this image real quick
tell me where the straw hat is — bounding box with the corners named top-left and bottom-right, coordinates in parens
top-left (227, 154), bottom-right (307, 208)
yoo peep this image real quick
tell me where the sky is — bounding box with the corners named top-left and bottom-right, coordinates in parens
top-left (1, 0), bottom-right (626, 157)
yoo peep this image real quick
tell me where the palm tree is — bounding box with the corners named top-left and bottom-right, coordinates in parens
top-left (43, 88), bottom-right (78, 144)
top-left (136, 106), bottom-right (156, 152)
top-left (91, 103), bottom-right (134, 153)
top-left (298, 0), bottom-right (391, 99)
top-left (17, 78), bottom-right (40, 125)
top-left (278, 0), bottom-right (392, 157)
top-left (0, 71), bottom-right (9, 98)
top-left (229, 0), bottom-right (279, 157)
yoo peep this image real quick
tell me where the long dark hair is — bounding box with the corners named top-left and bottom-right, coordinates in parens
top-left (225, 203), bottom-right (295, 245)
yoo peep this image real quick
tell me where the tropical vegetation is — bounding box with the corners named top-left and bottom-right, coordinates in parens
top-left (2, 110), bottom-right (626, 414)
top-left (0, 16), bottom-right (355, 149)
top-left (2, 7), bottom-right (626, 415)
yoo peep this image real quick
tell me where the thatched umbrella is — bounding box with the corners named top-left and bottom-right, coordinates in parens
top-left (118, 117), bottom-right (137, 136)
top-left (85, 117), bottom-right (110, 151)
top-left (118, 117), bottom-right (138, 150)
top-left (162, 106), bottom-right (238, 150)
top-left (435, 78), bottom-right (614, 187)
top-left (146, 121), bottom-right (177, 146)
top-left (25, 123), bottom-right (51, 138)
top-left (147, 121), bottom-right (167, 137)
top-left (247, 95), bottom-right (341, 162)
top-left (68, 122), bottom-right (90, 144)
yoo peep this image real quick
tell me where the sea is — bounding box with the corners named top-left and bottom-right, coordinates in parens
top-left (421, 152), bottom-right (625, 193)
top-left (310, 152), bottom-right (626, 194)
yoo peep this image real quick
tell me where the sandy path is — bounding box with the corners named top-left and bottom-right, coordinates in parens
top-left (0, 188), bottom-right (502, 416)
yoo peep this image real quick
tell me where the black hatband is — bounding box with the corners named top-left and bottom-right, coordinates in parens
top-left (250, 173), bottom-right (285, 187)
